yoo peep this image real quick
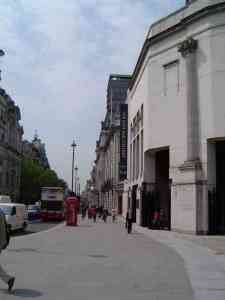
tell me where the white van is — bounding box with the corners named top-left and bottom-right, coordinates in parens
top-left (0, 203), bottom-right (28, 232)
top-left (0, 195), bottom-right (12, 203)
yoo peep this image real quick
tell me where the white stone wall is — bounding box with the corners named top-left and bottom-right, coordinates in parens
top-left (126, 5), bottom-right (225, 233)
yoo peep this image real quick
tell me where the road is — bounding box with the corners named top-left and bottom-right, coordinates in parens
top-left (0, 218), bottom-right (193, 300)
top-left (11, 220), bottom-right (62, 237)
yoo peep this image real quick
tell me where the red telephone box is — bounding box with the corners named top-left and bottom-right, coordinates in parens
top-left (65, 197), bottom-right (79, 226)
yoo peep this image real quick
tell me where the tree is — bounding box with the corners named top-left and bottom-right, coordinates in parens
top-left (20, 158), bottom-right (67, 204)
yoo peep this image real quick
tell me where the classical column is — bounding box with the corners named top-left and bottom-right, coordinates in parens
top-left (178, 38), bottom-right (199, 165)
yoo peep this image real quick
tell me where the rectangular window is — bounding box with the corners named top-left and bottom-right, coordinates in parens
top-left (130, 143), bottom-right (132, 181)
top-left (136, 135), bottom-right (140, 179)
top-left (141, 130), bottom-right (143, 176)
top-left (164, 60), bottom-right (179, 95)
top-left (133, 140), bottom-right (135, 181)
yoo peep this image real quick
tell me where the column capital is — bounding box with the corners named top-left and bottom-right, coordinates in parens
top-left (178, 38), bottom-right (198, 57)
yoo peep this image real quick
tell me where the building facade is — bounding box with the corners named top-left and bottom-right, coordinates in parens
top-left (95, 74), bottom-right (131, 212)
top-left (125, 0), bottom-right (225, 234)
top-left (0, 88), bottom-right (23, 201)
top-left (22, 133), bottom-right (50, 169)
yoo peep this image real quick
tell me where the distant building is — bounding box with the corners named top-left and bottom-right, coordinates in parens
top-left (0, 88), bottom-right (23, 201)
top-left (83, 177), bottom-right (98, 208)
top-left (22, 133), bottom-right (50, 169)
top-left (94, 74), bottom-right (131, 212)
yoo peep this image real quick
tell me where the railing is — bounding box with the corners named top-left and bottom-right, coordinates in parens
top-left (141, 182), bottom-right (171, 230)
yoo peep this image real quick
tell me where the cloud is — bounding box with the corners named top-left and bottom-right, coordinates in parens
top-left (0, 0), bottom-right (184, 189)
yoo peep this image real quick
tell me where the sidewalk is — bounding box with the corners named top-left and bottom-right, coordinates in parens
top-left (120, 219), bottom-right (225, 300)
top-left (1, 218), bottom-right (194, 300)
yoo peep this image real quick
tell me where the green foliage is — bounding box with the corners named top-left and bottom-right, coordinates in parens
top-left (20, 158), bottom-right (67, 204)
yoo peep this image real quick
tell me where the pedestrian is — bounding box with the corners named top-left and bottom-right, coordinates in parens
top-left (81, 206), bottom-right (87, 220)
top-left (111, 208), bottom-right (117, 223)
top-left (125, 211), bottom-right (129, 229)
top-left (92, 207), bottom-right (97, 223)
top-left (102, 209), bottom-right (108, 223)
top-left (88, 207), bottom-right (92, 220)
top-left (98, 206), bottom-right (103, 219)
top-left (127, 208), bottom-right (133, 234)
top-left (152, 211), bottom-right (160, 229)
top-left (0, 208), bottom-right (15, 292)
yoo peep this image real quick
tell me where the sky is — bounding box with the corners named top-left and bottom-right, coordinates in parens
top-left (0, 0), bottom-right (184, 190)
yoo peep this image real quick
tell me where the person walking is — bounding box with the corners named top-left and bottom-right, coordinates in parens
top-left (127, 208), bottom-right (133, 234)
top-left (111, 208), bottom-right (117, 223)
top-left (102, 209), bottom-right (108, 223)
top-left (88, 207), bottom-right (92, 220)
top-left (92, 207), bottom-right (97, 223)
top-left (0, 208), bottom-right (15, 292)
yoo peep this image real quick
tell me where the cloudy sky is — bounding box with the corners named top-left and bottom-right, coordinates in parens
top-left (0, 0), bottom-right (184, 189)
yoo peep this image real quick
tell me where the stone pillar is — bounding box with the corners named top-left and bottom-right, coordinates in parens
top-left (178, 38), bottom-right (199, 165)
top-left (175, 38), bottom-right (208, 234)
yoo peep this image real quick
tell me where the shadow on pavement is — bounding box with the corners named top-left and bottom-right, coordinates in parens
top-left (11, 230), bottom-right (35, 237)
top-left (0, 288), bottom-right (42, 298)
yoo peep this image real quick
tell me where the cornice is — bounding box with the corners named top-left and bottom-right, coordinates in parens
top-left (129, 1), bottom-right (225, 90)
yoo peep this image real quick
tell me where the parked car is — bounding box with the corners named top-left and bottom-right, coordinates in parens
top-left (0, 195), bottom-right (12, 203)
top-left (27, 205), bottom-right (41, 221)
top-left (0, 203), bottom-right (28, 232)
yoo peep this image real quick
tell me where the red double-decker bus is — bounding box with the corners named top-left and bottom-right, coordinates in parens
top-left (41, 187), bottom-right (65, 221)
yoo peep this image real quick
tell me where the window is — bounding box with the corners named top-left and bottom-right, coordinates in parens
top-left (164, 60), bottom-right (179, 95)
top-left (130, 144), bottom-right (132, 181)
top-left (136, 135), bottom-right (140, 179)
top-left (133, 140), bottom-right (135, 181)
top-left (141, 130), bottom-right (143, 176)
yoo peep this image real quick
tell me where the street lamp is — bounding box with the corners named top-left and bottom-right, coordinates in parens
top-left (0, 49), bottom-right (5, 82)
top-left (71, 140), bottom-right (77, 193)
top-left (77, 176), bottom-right (80, 197)
top-left (74, 166), bottom-right (78, 196)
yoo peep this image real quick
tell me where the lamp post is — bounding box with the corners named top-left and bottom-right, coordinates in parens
top-left (74, 166), bottom-right (78, 196)
top-left (0, 49), bottom-right (5, 81)
top-left (77, 176), bottom-right (80, 197)
top-left (71, 140), bottom-right (77, 193)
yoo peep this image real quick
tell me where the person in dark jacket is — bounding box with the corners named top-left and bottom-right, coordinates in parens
top-left (127, 208), bottom-right (133, 234)
top-left (0, 208), bottom-right (15, 292)
top-left (92, 207), bottom-right (97, 222)
top-left (102, 209), bottom-right (108, 223)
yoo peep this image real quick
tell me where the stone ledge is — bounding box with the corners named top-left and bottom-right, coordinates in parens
top-left (179, 159), bottom-right (202, 171)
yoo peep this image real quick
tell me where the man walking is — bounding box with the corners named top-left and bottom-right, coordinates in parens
top-left (0, 208), bottom-right (15, 292)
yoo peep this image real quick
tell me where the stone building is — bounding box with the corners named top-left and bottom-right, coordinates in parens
top-left (95, 74), bottom-right (131, 212)
top-left (22, 133), bottom-right (50, 169)
top-left (125, 0), bottom-right (225, 234)
top-left (0, 88), bottom-right (23, 201)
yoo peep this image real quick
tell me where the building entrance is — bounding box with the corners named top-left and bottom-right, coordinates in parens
top-left (209, 141), bottom-right (225, 234)
top-left (118, 195), bottom-right (122, 215)
top-left (155, 149), bottom-right (171, 230)
top-left (131, 185), bottom-right (137, 222)
top-left (141, 149), bottom-right (171, 230)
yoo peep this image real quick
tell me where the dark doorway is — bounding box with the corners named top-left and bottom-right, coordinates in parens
top-left (155, 149), bottom-right (171, 230)
top-left (213, 141), bottom-right (225, 234)
top-left (141, 183), bottom-right (158, 228)
top-left (131, 185), bottom-right (137, 222)
top-left (118, 195), bottom-right (122, 215)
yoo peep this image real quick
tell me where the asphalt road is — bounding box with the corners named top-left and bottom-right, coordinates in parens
top-left (11, 220), bottom-right (62, 237)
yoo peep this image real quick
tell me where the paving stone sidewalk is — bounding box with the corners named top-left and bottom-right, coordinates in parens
top-left (0, 218), bottom-right (194, 300)
top-left (126, 221), bottom-right (225, 300)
